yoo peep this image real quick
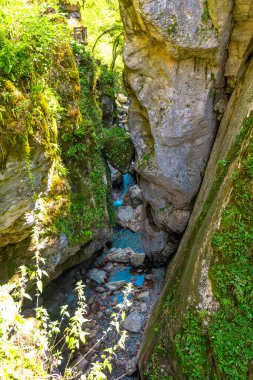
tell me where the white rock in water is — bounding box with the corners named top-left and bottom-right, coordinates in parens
top-left (107, 248), bottom-right (134, 263)
top-left (116, 205), bottom-right (144, 233)
top-left (86, 269), bottom-right (107, 284)
top-left (123, 312), bottom-right (143, 333)
top-left (107, 247), bottom-right (145, 268)
top-left (105, 280), bottom-right (126, 291)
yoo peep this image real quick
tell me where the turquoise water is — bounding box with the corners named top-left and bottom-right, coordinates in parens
top-left (109, 266), bottom-right (145, 287)
top-left (112, 226), bottom-right (143, 253)
top-left (109, 267), bottom-right (144, 305)
top-left (108, 227), bottom-right (145, 305)
top-left (113, 173), bottom-right (135, 208)
top-left (114, 199), bottom-right (123, 207)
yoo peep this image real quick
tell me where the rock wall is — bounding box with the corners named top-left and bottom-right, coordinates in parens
top-left (0, 7), bottom-right (112, 283)
top-left (130, 1), bottom-right (253, 378)
top-left (119, 0), bottom-right (238, 262)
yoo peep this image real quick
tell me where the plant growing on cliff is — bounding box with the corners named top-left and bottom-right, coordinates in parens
top-left (103, 126), bottom-right (134, 173)
top-left (202, 0), bottom-right (210, 22)
top-left (175, 117), bottom-right (253, 379)
top-left (0, 264), bottom-right (133, 379)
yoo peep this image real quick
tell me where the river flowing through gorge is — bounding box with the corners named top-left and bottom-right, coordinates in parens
top-left (24, 117), bottom-right (166, 378)
top-left (39, 227), bottom-right (165, 379)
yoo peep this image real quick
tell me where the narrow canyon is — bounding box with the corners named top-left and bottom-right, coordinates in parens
top-left (0, 0), bottom-right (252, 379)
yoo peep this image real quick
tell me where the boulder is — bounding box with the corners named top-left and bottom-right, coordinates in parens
top-left (130, 252), bottom-right (145, 268)
top-left (86, 269), bottom-right (107, 284)
top-left (126, 357), bottom-right (138, 376)
top-left (116, 205), bottom-right (144, 232)
top-left (96, 287), bottom-right (106, 293)
top-left (107, 248), bottom-right (145, 267)
top-left (151, 207), bottom-right (191, 234)
top-left (109, 164), bottom-right (122, 187)
top-left (104, 127), bottom-right (134, 173)
top-left (123, 184), bottom-right (143, 208)
top-left (105, 280), bottom-right (126, 291)
top-left (136, 291), bottom-right (149, 301)
top-left (103, 262), bottom-right (113, 272)
top-left (107, 248), bottom-right (133, 263)
top-left (140, 303), bottom-right (148, 313)
top-left (123, 312), bottom-right (143, 333)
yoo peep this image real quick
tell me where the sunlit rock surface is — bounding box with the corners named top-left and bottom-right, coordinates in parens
top-left (119, 0), bottom-right (237, 261)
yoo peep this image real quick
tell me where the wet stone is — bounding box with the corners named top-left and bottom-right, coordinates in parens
top-left (123, 312), bottom-right (143, 333)
top-left (103, 262), bottom-right (113, 272)
top-left (136, 291), bottom-right (149, 301)
top-left (126, 357), bottom-right (138, 376)
top-left (140, 303), bottom-right (148, 313)
top-left (86, 269), bottom-right (107, 284)
top-left (88, 296), bottom-right (94, 305)
top-left (130, 252), bottom-right (145, 268)
top-left (42, 226), bottom-right (166, 380)
top-left (96, 287), bottom-right (106, 293)
top-left (105, 280), bottom-right (126, 291)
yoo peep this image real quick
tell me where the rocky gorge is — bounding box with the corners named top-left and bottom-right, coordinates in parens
top-left (0, 0), bottom-right (252, 379)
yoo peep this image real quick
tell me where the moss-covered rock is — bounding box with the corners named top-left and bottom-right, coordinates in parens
top-left (0, 4), bottom-right (113, 283)
top-left (138, 57), bottom-right (253, 380)
top-left (103, 126), bottom-right (134, 172)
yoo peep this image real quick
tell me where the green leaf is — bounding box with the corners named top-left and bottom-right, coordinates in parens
top-left (24, 293), bottom-right (32, 300)
top-left (37, 280), bottom-right (43, 293)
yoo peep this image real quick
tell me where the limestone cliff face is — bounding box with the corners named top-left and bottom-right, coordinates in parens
top-left (0, 16), bottom-right (112, 283)
top-left (129, 1), bottom-right (253, 378)
top-left (119, 0), bottom-right (238, 262)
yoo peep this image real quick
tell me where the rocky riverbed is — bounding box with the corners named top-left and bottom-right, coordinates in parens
top-left (42, 227), bottom-right (165, 379)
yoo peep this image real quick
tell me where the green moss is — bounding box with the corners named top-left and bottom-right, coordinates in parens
top-left (142, 153), bottom-right (151, 161)
top-left (175, 310), bottom-right (211, 380)
top-left (202, 0), bottom-right (210, 22)
top-left (172, 116), bottom-right (253, 379)
top-left (207, 128), bottom-right (253, 379)
top-left (104, 126), bottom-right (134, 172)
top-left (167, 15), bottom-right (177, 35)
top-left (0, 11), bottom-right (113, 249)
top-left (190, 113), bottom-right (253, 250)
top-left (99, 67), bottom-right (118, 99)
top-left (142, 114), bottom-right (252, 379)
top-left (55, 45), bottom-right (116, 244)
top-left (144, 279), bottom-right (180, 379)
